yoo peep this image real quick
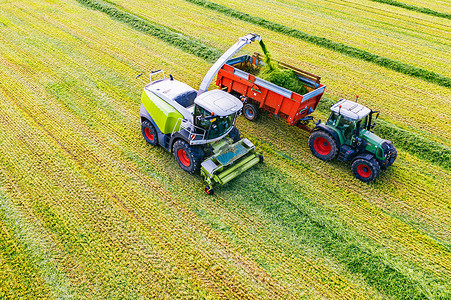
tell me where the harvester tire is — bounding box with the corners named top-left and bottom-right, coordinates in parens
top-left (205, 185), bottom-right (214, 195)
top-left (309, 130), bottom-right (338, 161)
top-left (229, 126), bottom-right (241, 143)
top-left (173, 140), bottom-right (204, 174)
top-left (351, 157), bottom-right (380, 183)
top-left (243, 103), bottom-right (259, 121)
top-left (141, 120), bottom-right (158, 146)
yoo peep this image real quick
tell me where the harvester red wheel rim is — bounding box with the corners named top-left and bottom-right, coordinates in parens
top-left (144, 127), bottom-right (154, 141)
top-left (357, 164), bottom-right (371, 178)
top-left (178, 149), bottom-right (191, 166)
top-left (313, 137), bottom-right (331, 155)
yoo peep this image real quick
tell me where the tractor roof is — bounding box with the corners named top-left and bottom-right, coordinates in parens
top-left (195, 90), bottom-right (243, 116)
top-left (331, 99), bottom-right (371, 121)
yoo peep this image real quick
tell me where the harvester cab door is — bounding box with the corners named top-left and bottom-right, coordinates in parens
top-left (194, 104), bottom-right (213, 133)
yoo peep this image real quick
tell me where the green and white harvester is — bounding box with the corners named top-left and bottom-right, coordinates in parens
top-left (139, 34), bottom-right (263, 194)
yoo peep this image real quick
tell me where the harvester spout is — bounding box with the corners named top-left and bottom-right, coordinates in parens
top-left (198, 33), bottom-right (261, 95)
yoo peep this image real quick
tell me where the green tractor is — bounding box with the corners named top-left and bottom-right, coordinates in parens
top-left (139, 34), bottom-right (263, 194)
top-left (309, 99), bottom-right (397, 182)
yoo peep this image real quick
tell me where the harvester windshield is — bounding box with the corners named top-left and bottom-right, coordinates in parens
top-left (194, 105), bottom-right (236, 140)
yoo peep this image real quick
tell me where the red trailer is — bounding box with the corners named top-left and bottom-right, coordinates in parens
top-left (216, 53), bottom-right (325, 130)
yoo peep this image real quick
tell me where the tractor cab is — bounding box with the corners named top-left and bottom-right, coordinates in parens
top-left (309, 98), bottom-right (397, 182)
top-left (327, 99), bottom-right (378, 146)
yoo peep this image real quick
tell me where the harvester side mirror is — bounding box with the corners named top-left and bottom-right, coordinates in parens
top-left (149, 69), bottom-right (165, 83)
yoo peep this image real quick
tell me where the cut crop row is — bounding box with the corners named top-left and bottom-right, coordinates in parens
top-left (193, 0), bottom-right (451, 77)
top-left (183, 0), bottom-right (451, 88)
top-left (368, 0), bottom-right (451, 19)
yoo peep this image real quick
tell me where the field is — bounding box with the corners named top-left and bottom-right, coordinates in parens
top-left (0, 0), bottom-right (450, 298)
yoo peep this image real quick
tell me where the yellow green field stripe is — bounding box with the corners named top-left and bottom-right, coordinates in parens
top-left (183, 0), bottom-right (451, 88)
top-left (0, 209), bottom-right (52, 299)
top-left (208, 0), bottom-right (450, 77)
top-left (367, 0), bottom-right (451, 19)
top-left (74, 0), bottom-right (222, 63)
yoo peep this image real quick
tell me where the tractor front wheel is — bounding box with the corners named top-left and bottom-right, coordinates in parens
top-left (141, 120), bottom-right (158, 146)
top-left (351, 157), bottom-right (381, 182)
top-left (173, 140), bottom-right (204, 174)
top-left (243, 103), bottom-right (259, 121)
top-left (308, 130), bottom-right (338, 161)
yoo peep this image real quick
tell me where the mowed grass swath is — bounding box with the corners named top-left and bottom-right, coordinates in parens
top-left (0, 0), bottom-right (450, 299)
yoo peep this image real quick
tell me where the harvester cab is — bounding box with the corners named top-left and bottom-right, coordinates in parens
top-left (139, 34), bottom-right (263, 194)
top-left (309, 99), bottom-right (397, 182)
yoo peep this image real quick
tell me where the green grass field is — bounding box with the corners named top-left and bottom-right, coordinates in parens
top-left (0, 0), bottom-right (450, 298)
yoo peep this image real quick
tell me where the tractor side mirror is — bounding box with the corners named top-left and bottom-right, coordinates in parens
top-left (373, 111), bottom-right (380, 119)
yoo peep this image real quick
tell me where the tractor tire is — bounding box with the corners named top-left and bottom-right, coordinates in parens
top-left (243, 103), bottom-right (259, 121)
top-left (351, 157), bottom-right (381, 183)
top-left (172, 140), bottom-right (204, 174)
top-left (228, 126), bottom-right (241, 143)
top-left (386, 143), bottom-right (397, 167)
top-left (308, 130), bottom-right (338, 161)
top-left (141, 120), bottom-right (158, 146)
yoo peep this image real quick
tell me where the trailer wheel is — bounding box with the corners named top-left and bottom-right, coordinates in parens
top-left (243, 103), bottom-right (259, 121)
top-left (141, 120), bottom-right (158, 146)
top-left (173, 140), bottom-right (204, 174)
top-left (351, 157), bottom-right (380, 183)
top-left (308, 130), bottom-right (338, 161)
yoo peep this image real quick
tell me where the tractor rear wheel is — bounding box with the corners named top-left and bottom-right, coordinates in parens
top-left (351, 157), bottom-right (381, 182)
top-left (141, 120), bottom-right (158, 146)
top-left (243, 103), bottom-right (259, 121)
top-left (173, 140), bottom-right (204, 174)
top-left (308, 130), bottom-right (338, 161)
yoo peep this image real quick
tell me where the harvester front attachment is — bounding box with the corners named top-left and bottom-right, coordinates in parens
top-left (201, 138), bottom-right (262, 195)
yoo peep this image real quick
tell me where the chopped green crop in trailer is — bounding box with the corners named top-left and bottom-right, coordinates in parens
top-left (258, 40), bottom-right (308, 95)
